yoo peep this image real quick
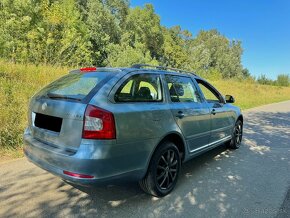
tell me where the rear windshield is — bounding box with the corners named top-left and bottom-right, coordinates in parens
top-left (37, 72), bottom-right (112, 101)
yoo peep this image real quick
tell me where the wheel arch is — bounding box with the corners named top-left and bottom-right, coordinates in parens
top-left (237, 114), bottom-right (243, 123)
top-left (143, 132), bottom-right (186, 178)
top-left (158, 132), bottom-right (186, 161)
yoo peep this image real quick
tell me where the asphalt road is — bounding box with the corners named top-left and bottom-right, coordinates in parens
top-left (1, 101), bottom-right (290, 218)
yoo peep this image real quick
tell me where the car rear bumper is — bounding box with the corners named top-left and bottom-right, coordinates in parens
top-left (23, 129), bottom-right (150, 185)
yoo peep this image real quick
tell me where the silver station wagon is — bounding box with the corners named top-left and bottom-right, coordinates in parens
top-left (24, 64), bottom-right (243, 197)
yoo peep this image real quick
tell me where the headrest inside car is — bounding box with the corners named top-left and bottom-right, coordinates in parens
top-left (169, 84), bottom-right (184, 96)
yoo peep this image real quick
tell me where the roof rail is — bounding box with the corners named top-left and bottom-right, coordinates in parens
top-left (131, 64), bottom-right (197, 76)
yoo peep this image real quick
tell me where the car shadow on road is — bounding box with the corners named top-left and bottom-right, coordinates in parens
top-left (1, 111), bottom-right (290, 217)
top-left (48, 144), bottom-right (235, 217)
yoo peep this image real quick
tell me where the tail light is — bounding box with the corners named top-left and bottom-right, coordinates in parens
top-left (82, 105), bottom-right (116, 139)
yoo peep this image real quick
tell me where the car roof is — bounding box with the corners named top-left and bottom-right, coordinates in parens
top-left (127, 68), bottom-right (201, 79)
top-left (121, 64), bottom-right (202, 79)
top-left (71, 64), bottom-right (202, 80)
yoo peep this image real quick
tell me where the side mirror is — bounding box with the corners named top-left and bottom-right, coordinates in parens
top-left (225, 95), bottom-right (235, 103)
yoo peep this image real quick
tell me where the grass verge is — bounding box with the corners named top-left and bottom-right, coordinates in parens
top-left (1, 60), bottom-right (290, 161)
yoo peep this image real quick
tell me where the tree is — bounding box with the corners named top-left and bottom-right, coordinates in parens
top-left (160, 26), bottom-right (191, 70)
top-left (257, 74), bottom-right (273, 85)
top-left (107, 33), bottom-right (158, 67)
top-left (242, 68), bottom-right (250, 78)
top-left (0, 0), bottom-right (91, 65)
top-left (0, 1), bottom-right (249, 80)
top-left (276, 74), bottom-right (289, 87)
top-left (189, 30), bottom-right (243, 78)
top-left (0, 0), bottom-right (35, 63)
top-left (124, 4), bottom-right (163, 60)
top-left (40, 0), bottom-right (91, 65)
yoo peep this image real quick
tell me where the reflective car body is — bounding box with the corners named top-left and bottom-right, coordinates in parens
top-left (24, 66), bottom-right (243, 185)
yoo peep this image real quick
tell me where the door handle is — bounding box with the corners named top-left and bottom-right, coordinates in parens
top-left (176, 111), bottom-right (185, 119)
top-left (211, 109), bottom-right (216, 115)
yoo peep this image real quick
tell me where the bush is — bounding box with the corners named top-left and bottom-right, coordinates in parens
top-left (257, 74), bottom-right (274, 85)
top-left (276, 74), bottom-right (290, 87)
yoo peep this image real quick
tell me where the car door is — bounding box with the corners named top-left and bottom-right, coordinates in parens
top-left (165, 75), bottom-right (211, 152)
top-left (195, 79), bottom-right (233, 144)
top-left (112, 72), bottom-right (170, 144)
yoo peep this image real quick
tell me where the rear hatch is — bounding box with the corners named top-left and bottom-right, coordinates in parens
top-left (28, 71), bottom-right (113, 151)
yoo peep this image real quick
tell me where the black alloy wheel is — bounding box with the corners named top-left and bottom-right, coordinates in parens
top-left (139, 141), bottom-right (181, 197)
top-left (228, 120), bottom-right (243, 149)
top-left (156, 149), bottom-right (179, 190)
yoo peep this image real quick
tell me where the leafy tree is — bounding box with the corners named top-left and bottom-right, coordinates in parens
top-left (276, 74), bottom-right (289, 87)
top-left (124, 4), bottom-right (163, 60)
top-left (257, 74), bottom-right (273, 85)
top-left (80, 0), bottom-right (119, 66)
top-left (0, 0), bottom-right (91, 65)
top-left (189, 30), bottom-right (243, 78)
top-left (242, 68), bottom-right (250, 78)
top-left (0, 0), bottom-right (35, 63)
top-left (160, 26), bottom-right (191, 70)
top-left (107, 33), bottom-right (158, 67)
top-left (40, 0), bottom-right (91, 65)
top-left (104, 0), bottom-right (129, 26)
top-left (0, 1), bottom-right (256, 81)
top-left (75, 0), bottom-right (129, 66)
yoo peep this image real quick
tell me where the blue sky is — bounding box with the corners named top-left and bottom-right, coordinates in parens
top-left (131, 0), bottom-right (290, 79)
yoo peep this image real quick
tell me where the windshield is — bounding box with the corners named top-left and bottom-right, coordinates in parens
top-left (37, 72), bottom-right (113, 101)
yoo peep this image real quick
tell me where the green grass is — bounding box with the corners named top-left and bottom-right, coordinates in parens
top-left (0, 60), bottom-right (68, 160)
top-left (1, 60), bottom-right (290, 160)
top-left (210, 80), bottom-right (290, 109)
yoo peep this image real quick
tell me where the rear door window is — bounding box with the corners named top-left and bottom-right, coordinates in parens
top-left (115, 74), bottom-right (162, 102)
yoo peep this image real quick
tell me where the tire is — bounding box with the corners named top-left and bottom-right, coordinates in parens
top-left (227, 120), bottom-right (243, 149)
top-left (139, 141), bottom-right (181, 197)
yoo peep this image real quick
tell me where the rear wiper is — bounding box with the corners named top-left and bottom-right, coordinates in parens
top-left (46, 93), bottom-right (82, 101)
